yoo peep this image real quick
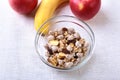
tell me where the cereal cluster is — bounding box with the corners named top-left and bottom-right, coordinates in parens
top-left (45, 27), bottom-right (88, 68)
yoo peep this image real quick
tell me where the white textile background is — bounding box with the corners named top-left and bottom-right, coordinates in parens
top-left (0, 0), bottom-right (120, 80)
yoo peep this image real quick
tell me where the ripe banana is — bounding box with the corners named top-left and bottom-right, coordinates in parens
top-left (34, 0), bottom-right (69, 35)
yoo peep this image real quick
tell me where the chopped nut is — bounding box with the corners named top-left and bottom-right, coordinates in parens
top-left (59, 41), bottom-right (65, 48)
top-left (80, 38), bottom-right (85, 44)
top-left (73, 54), bottom-right (78, 59)
top-left (48, 43), bottom-right (52, 48)
top-left (48, 57), bottom-right (58, 66)
top-left (62, 48), bottom-right (70, 54)
top-left (74, 58), bottom-right (80, 66)
top-left (58, 59), bottom-right (64, 65)
top-left (45, 52), bottom-right (50, 57)
top-left (84, 42), bottom-right (89, 48)
top-left (67, 35), bottom-right (74, 40)
top-left (64, 58), bottom-right (70, 62)
top-left (66, 54), bottom-right (73, 60)
top-left (62, 27), bottom-right (68, 32)
top-left (53, 55), bottom-right (57, 60)
top-left (46, 47), bottom-right (53, 55)
top-left (54, 31), bottom-right (58, 37)
top-left (48, 31), bottom-right (54, 35)
top-left (58, 48), bottom-right (62, 52)
top-left (66, 45), bottom-right (73, 52)
top-left (58, 52), bottom-right (66, 59)
top-left (56, 35), bottom-right (64, 39)
top-left (74, 47), bottom-right (79, 52)
top-left (82, 47), bottom-right (88, 53)
top-left (44, 44), bottom-right (49, 49)
top-left (65, 62), bottom-right (73, 68)
top-left (67, 39), bottom-right (76, 44)
top-left (47, 35), bottom-right (54, 41)
top-left (74, 32), bottom-right (80, 39)
top-left (64, 31), bottom-right (68, 36)
top-left (75, 41), bottom-right (82, 48)
top-left (61, 39), bottom-right (67, 44)
top-left (65, 44), bottom-right (68, 46)
top-left (55, 53), bottom-right (59, 58)
top-left (69, 43), bottom-right (74, 47)
top-left (49, 40), bottom-right (59, 46)
top-left (58, 65), bottom-right (64, 68)
top-left (57, 31), bottom-right (62, 35)
top-left (78, 48), bottom-right (82, 53)
top-left (71, 58), bottom-right (76, 62)
top-left (51, 46), bottom-right (58, 52)
top-left (66, 34), bottom-right (70, 37)
top-left (76, 53), bottom-right (83, 58)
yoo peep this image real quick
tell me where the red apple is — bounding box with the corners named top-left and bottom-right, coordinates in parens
top-left (9, 0), bottom-right (38, 14)
top-left (70, 0), bottom-right (101, 20)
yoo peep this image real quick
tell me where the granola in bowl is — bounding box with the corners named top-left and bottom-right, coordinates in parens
top-left (44, 27), bottom-right (89, 69)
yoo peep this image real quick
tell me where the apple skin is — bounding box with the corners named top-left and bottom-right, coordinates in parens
top-left (9, 0), bottom-right (38, 14)
top-left (70, 0), bottom-right (101, 20)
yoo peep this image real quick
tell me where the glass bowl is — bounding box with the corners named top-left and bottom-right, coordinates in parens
top-left (35, 15), bottom-right (95, 71)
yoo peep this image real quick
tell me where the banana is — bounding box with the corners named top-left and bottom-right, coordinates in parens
top-left (34, 0), bottom-right (69, 35)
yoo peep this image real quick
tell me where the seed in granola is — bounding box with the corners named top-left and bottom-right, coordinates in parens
top-left (49, 40), bottom-right (59, 46)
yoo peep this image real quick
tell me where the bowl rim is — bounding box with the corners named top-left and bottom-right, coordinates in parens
top-left (35, 15), bottom-right (95, 71)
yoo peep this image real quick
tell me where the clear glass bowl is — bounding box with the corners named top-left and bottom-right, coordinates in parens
top-left (35, 15), bottom-right (95, 71)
